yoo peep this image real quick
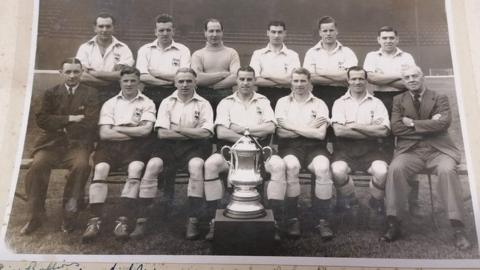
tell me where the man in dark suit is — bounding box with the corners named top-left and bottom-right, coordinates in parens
top-left (383, 65), bottom-right (471, 250)
top-left (21, 58), bottom-right (99, 235)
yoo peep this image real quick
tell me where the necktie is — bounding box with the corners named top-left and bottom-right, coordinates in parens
top-left (413, 93), bottom-right (421, 113)
top-left (67, 87), bottom-right (74, 106)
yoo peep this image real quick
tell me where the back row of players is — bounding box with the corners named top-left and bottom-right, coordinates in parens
top-left (20, 13), bottom-right (471, 250)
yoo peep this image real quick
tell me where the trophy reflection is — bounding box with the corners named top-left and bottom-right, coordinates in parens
top-left (221, 131), bottom-right (272, 219)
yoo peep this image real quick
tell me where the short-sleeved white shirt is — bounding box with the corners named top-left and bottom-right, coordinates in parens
top-left (275, 93), bottom-right (329, 127)
top-left (363, 48), bottom-right (416, 92)
top-left (76, 36), bottom-right (134, 71)
top-left (155, 91), bottom-right (214, 133)
top-left (136, 40), bottom-right (190, 76)
top-left (215, 92), bottom-right (275, 129)
top-left (99, 91), bottom-right (156, 126)
top-left (303, 41), bottom-right (358, 75)
top-left (249, 44), bottom-right (300, 79)
top-left (331, 90), bottom-right (390, 128)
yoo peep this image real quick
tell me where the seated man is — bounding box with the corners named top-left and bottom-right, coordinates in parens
top-left (21, 57), bottom-right (99, 235)
top-left (383, 65), bottom-right (471, 250)
top-left (275, 67), bottom-right (333, 240)
top-left (203, 66), bottom-right (285, 241)
top-left (330, 66), bottom-right (390, 218)
top-left (134, 68), bottom-right (214, 240)
top-left (82, 67), bottom-right (156, 242)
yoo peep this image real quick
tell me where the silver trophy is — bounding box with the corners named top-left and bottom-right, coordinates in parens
top-left (221, 130), bottom-right (272, 219)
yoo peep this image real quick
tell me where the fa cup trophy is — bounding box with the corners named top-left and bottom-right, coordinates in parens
top-left (221, 130), bottom-right (272, 219)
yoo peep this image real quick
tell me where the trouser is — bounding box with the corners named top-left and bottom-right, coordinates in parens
top-left (385, 146), bottom-right (465, 222)
top-left (25, 145), bottom-right (91, 220)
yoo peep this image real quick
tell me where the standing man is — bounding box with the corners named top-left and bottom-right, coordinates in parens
top-left (21, 58), bottom-right (99, 235)
top-left (275, 68), bottom-right (333, 240)
top-left (383, 65), bottom-right (471, 250)
top-left (303, 16), bottom-right (358, 112)
top-left (135, 68), bottom-right (214, 240)
top-left (364, 26), bottom-right (416, 115)
top-left (76, 12), bottom-right (134, 104)
top-left (330, 66), bottom-right (390, 217)
top-left (136, 14), bottom-right (191, 109)
top-left (250, 20), bottom-right (301, 109)
top-left (82, 67), bottom-right (156, 242)
top-left (364, 26), bottom-right (418, 215)
top-left (191, 18), bottom-right (240, 113)
top-left (203, 66), bottom-right (286, 241)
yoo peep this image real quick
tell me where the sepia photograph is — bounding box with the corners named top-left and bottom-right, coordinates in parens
top-left (2, 0), bottom-right (479, 265)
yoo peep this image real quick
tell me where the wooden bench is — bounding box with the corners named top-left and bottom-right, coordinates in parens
top-left (17, 158), bottom-right (469, 229)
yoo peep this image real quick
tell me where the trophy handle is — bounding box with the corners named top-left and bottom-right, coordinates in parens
top-left (262, 146), bottom-right (273, 162)
top-left (221, 145), bottom-right (232, 165)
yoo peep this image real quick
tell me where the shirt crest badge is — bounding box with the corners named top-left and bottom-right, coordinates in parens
top-left (172, 58), bottom-right (180, 67)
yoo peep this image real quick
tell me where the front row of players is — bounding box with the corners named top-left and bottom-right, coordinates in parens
top-left (22, 58), bottom-right (471, 250)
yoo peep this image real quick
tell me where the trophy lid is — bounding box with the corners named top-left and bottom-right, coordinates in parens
top-left (232, 130), bottom-right (259, 151)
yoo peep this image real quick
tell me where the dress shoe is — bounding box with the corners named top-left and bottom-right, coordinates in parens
top-left (82, 217), bottom-right (101, 243)
top-left (381, 218), bottom-right (401, 242)
top-left (113, 216), bottom-right (129, 240)
top-left (20, 218), bottom-right (42, 235)
top-left (273, 221), bottom-right (282, 241)
top-left (286, 218), bottom-right (301, 238)
top-left (205, 219), bottom-right (215, 241)
top-left (316, 219), bottom-right (334, 241)
top-left (61, 217), bottom-right (74, 233)
top-left (129, 218), bottom-right (147, 240)
top-left (453, 229), bottom-right (472, 250)
top-left (185, 217), bottom-right (200, 240)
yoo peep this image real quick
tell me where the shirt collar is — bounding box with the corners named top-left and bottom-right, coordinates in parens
top-left (168, 90), bottom-right (204, 103)
top-left (147, 39), bottom-right (180, 51)
top-left (228, 91), bottom-right (265, 103)
top-left (409, 88), bottom-right (426, 98)
top-left (312, 40), bottom-right (343, 53)
top-left (261, 43), bottom-right (289, 55)
top-left (64, 84), bottom-right (79, 94)
top-left (115, 90), bottom-right (144, 101)
top-left (88, 36), bottom-right (123, 47)
top-left (287, 92), bottom-right (316, 103)
top-left (376, 47), bottom-right (404, 57)
top-left (341, 89), bottom-right (374, 103)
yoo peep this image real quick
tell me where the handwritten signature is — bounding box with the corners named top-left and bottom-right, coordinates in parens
top-left (25, 262), bottom-right (81, 270)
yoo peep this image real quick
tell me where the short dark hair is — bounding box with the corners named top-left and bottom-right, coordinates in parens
top-left (120, 66), bottom-right (140, 77)
top-left (237, 66), bottom-right (256, 77)
top-left (268, 20), bottom-right (286, 30)
top-left (204, 18), bottom-right (223, 31)
top-left (292, 67), bottom-right (311, 80)
top-left (59, 57), bottom-right (82, 69)
top-left (347, 66), bottom-right (368, 80)
top-left (176, 67), bottom-right (197, 78)
top-left (378, 26), bottom-right (398, 36)
top-left (155, 14), bottom-right (174, 26)
top-left (318, 16), bottom-right (336, 29)
top-left (94, 12), bottom-right (116, 26)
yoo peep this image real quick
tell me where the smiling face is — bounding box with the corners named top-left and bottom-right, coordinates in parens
top-left (291, 73), bottom-right (311, 96)
top-left (347, 70), bottom-right (367, 95)
top-left (401, 67), bottom-right (424, 93)
top-left (94, 17), bottom-right (114, 42)
top-left (60, 63), bottom-right (83, 87)
top-left (120, 73), bottom-right (140, 98)
top-left (204, 21), bottom-right (223, 46)
top-left (267, 25), bottom-right (286, 47)
top-left (236, 70), bottom-right (256, 96)
top-left (155, 22), bottom-right (174, 47)
top-left (378, 31), bottom-right (399, 54)
top-left (175, 71), bottom-right (196, 97)
top-left (319, 22), bottom-right (338, 46)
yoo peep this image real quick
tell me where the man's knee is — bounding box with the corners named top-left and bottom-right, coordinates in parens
top-left (369, 160), bottom-right (388, 178)
top-left (284, 155), bottom-right (301, 175)
top-left (311, 155), bottom-right (331, 177)
top-left (94, 162), bottom-right (110, 178)
top-left (188, 158), bottom-right (205, 176)
top-left (204, 154), bottom-right (226, 175)
top-left (128, 161), bottom-right (145, 176)
top-left (266, 155), bottom-right (285, 174)
top-left (331, 161), bottom-right (349, 179)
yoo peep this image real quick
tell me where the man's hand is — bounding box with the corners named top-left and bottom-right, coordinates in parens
top-left (68, 115), bottom-right (85, 122)
top-left (402, 116), bottom-right (414, 127)
top-left (308, 116), bottom-right (328, 128)
top-left (432, 114), bottom-right (441, 120)
top-left (230, 123), bottom-right (246, 134)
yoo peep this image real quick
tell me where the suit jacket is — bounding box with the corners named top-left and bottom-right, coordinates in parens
top-left (32, 83), bottom-right (99, 155)
top-left (391, 88), bottom-right (461, 163)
